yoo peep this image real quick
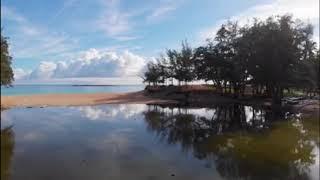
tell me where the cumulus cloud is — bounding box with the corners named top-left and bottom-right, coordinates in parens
top-left (199, 0), bottom-right (320, 44)
top-left (13, 68), bottom-right (32, 80)
top-left (29, 61), bottom-right (57, 79)
top-left (17, 48), bottom-right (147, 80)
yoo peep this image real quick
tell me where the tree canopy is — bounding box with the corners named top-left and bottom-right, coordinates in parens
top-left (143, 15), bottom-right (319, 106)
top-left (1, 33), bottom-right (14, 86)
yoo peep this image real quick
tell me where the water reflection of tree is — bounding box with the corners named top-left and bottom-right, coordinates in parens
top-left (143, 104), bottom-right (318, 180)
top-left (1, 126), bottom-right (15, 180)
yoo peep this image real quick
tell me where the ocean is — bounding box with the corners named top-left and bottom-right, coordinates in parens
top-left (1, 84), bottom-right (145, 96)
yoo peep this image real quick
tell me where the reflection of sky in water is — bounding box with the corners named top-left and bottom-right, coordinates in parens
top-left (1, 104), bottom-right (319, 180)
top-left (75, 104), bottom-right (147, 120)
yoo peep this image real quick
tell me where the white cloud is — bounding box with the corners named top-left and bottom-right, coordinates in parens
top-left (13, 68), bottom-right (31, 80)
top-left (147, 0), bottom-right (182, 22)
top-left (97, 0), bottom-right (136, 40)
top-left (1, 6), bottom-right (26, 23)
top-left (49, 0), bottom-right (78, 24)
top-left (1, 6), bottom-right (78, 59)
top-left (199, 0), bottom-right (320, 44)
top-left (97, 0), bottom-right (184, 39)
top-left (113, 35), bottom-right (140, 41)
top-left (147, 5), bottom-right (176, 22)
top-left (16, 49), bottom-right (147, 81)
top-left (29, 61), bottom-right (57, 79)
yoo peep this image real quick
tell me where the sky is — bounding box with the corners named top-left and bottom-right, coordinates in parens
top-left (1, 0), bottom-right (319, 85)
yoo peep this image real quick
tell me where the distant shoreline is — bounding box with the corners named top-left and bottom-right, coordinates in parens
top-left (71, 84), bottom-right (115, 86)
top-left (1, 84), bottom-right (143, 86)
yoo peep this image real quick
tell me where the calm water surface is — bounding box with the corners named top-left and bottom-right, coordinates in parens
top-left (1, 104), bottom-right (319, 180)
top-left (1, 85), bottom-right (144, 96)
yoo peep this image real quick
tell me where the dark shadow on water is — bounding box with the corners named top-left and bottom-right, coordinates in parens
top-left (1, 126), bottom-right (15, 180)
top-left (143, 104), bottom-right (319, 180)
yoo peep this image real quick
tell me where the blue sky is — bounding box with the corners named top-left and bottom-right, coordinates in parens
top-left (1, 0), bottom-right (319, 84)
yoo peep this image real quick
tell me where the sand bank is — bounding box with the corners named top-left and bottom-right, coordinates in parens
top-left (1, 91), bottom-right (176, 108)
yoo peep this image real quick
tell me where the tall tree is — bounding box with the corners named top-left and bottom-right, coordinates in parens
top-left (1, 33), bottom-right (14, 86)
top-left (243, 15), bottom-right (316, 106)
top-left (166, 49), bottom-right (180, 85)
top-left (214, 21), bottom-right (248, 97)
top-left (166, 41), bottom-right (195, 86)
top-left (177, 40), bottom-right (195, 85)
top-left (144, 14), bottom-right (319, 105)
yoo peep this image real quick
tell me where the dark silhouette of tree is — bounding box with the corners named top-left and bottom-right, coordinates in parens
top-left (194, 42), bottom-right (228, 94)
top-left (143, 61), bottom-right (163, 86)
top-left (165, 41), bottom-right (195, 86)
top-left (177, 40), bottom-right (195, 85)
top-left (1, 32), bottom-right (14, 86)
top-left (143, 15), bottom-right (319, 106)
top-left (242, 15), bottom-right (317, 106)
top-left (166, 49), bottom-right (180, 85)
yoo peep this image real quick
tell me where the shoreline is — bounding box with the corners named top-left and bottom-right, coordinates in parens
top-left (1, 91), bottom-right (177, 109)
top-left (1, 91), bottom-right (319, 117)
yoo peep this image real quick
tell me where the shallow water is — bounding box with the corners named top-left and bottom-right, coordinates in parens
top-left (1, 104), bottom-right (319, 180)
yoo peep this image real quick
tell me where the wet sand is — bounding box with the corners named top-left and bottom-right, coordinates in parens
top-left (1, 91), bottom-right (177, 108)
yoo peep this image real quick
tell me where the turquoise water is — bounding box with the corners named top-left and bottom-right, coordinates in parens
top-left (1, 85), bottom-right (145, 96)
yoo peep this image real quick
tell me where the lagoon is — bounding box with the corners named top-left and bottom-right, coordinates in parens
top-left (1, 104), bottom-right (319, 180)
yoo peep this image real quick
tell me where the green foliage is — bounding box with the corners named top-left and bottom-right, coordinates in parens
top-left (175, 40), bottom-right (195, 85)
top-left (142, 15), bottom-right (319, 105)
top-left (1, 33), bottom-right (14, 86)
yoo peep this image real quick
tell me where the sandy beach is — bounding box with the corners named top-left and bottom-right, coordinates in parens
top-left (1, 91), bottom-right (176, 108)
top-left (1, 90), bottom-right (319, 117)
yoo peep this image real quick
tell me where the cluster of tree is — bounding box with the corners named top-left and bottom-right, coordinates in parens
top-left (1, 33), bottom-right (14, 86)
top-left (143, 15), bottom-right (319, 105)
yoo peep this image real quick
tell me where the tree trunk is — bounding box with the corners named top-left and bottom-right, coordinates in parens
top-left (272, 85), bottom-right (283, 109)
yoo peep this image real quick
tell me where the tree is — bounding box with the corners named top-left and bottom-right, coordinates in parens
top-left (166, 48), bottom-right (180, 85)
top-left (145, 14), bottom-right (319, 106)
top-left (177, 40), bottom-right (195, 85)
top-left (214, 21), bottom-right (248, 97)
top-left (1, 33), bottom-right (14, 86)
top-left (166, 41), bottom-right (195, 86)
top-left (143, 61), bottom-right (163, 86)
top-left (194, 42), bottom-right (225, 93)
top-left (242, 15), bottom-right (317, 106)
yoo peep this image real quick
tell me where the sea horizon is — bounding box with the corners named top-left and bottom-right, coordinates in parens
top-left (1, 84), bottom-right (145, 96)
